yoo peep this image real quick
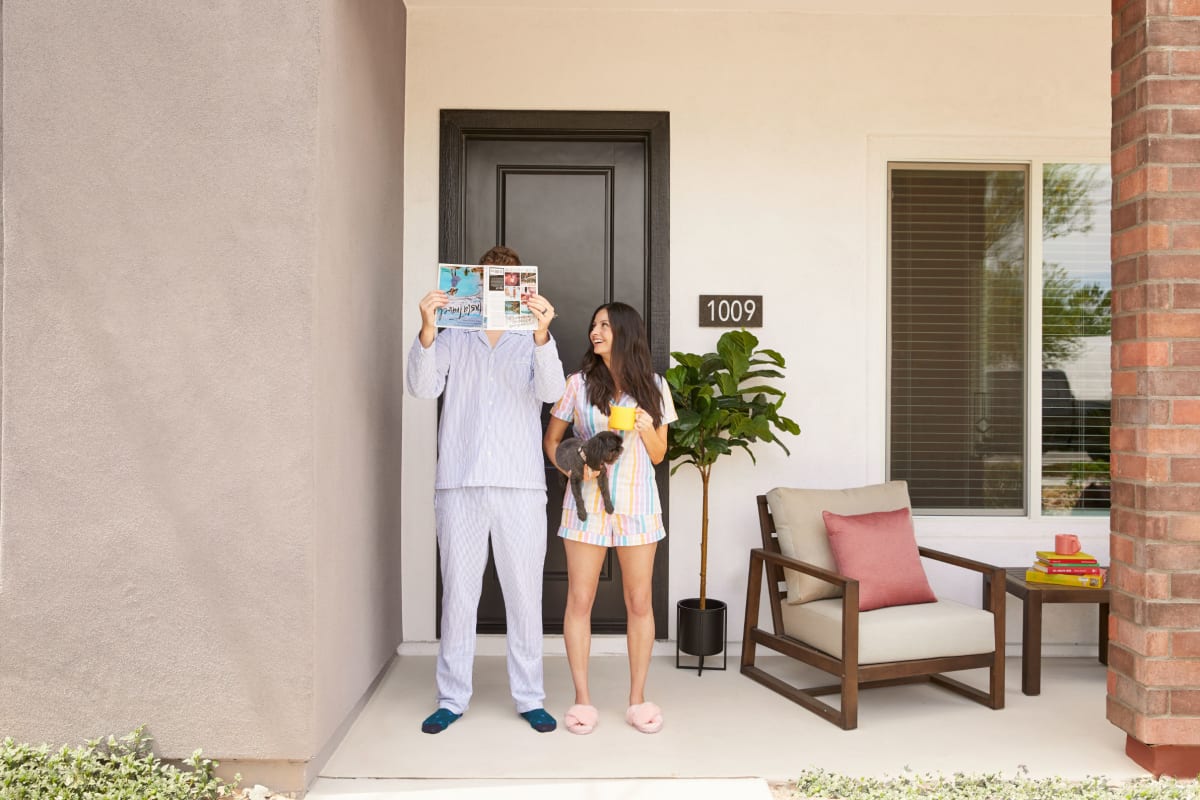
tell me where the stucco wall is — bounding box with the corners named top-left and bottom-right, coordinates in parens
top-left (314, 0), bottom-right (406, 765)
top-left (0, 0), bottom-right (406, 784)
top-left (400, 4), bottom-right (1112, 650)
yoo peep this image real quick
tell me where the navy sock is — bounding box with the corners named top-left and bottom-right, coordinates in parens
top-left (421, 708), bottom-right (461, 734)
top-left (520, 708), bottom-right (557, 733)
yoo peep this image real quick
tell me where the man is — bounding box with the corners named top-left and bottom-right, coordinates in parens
top-left (407, 245), bottom-right (565, 734)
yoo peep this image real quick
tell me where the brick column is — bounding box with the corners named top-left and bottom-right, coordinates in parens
top-left (1109, 0), bottom-right (1200, 778)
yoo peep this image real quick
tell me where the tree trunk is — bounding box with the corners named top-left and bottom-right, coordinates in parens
top-left (699, 466), bottom-right (710, 609)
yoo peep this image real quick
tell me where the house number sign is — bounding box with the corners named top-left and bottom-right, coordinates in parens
top-left (699, 295), bottom-right (763, 328)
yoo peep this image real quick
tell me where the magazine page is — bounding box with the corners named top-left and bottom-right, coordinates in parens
top-left (487, 265), bottom-right (538, 330)
top-left (435, 263), bottom-right (538, 329)
top-left (435, 264), bottom-right (485, 329)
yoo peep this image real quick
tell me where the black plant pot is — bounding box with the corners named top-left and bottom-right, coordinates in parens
top-left (676, 597), bottom-right (727, 674)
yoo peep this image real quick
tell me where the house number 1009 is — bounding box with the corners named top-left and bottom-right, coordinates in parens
top-left (698, 295), bottom-right (763, 328)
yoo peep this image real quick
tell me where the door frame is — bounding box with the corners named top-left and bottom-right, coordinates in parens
top-left (439, 109), bottom-right (671, 636)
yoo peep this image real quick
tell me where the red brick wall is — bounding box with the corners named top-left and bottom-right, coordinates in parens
top-left (1109, 0), bottom-right (1200, 771)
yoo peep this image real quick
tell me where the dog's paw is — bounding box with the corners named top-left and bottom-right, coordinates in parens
top-left (603, 501), bottom-right (615, 514)
top-left (575, 509), bottom-right (588, 522)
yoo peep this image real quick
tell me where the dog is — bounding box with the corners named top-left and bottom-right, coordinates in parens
top-left (556, 431), bottom-right (624, 522)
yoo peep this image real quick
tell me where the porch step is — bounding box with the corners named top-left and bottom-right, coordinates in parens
top-left (307, 777), bottom-right (773, 800)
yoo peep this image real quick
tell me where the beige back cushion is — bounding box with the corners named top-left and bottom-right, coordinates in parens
top-left (765, 481), bottom-right (912, 604)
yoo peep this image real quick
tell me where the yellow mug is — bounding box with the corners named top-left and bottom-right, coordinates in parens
top-left (608, 404), bottom-right (636, 431)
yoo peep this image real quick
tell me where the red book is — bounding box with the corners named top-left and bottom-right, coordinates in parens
top-left (1032, 562), bottom-right (1104, 576)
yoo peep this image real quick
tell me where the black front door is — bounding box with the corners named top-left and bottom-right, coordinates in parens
top-left (438, 110), bottom-right (670, 636)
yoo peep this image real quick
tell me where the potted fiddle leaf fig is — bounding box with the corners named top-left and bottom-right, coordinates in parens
top-left (666, 329), bottom-right (800, 672)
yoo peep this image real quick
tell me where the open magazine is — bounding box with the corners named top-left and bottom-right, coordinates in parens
top-left (435, 263), bottom-right (539, 330)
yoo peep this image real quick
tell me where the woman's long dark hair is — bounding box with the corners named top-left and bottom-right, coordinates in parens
top-left (581, 302), bottom-right (663, 427)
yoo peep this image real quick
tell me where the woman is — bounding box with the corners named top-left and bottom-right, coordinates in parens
top-left (543, 302), bottom-right (676, 735)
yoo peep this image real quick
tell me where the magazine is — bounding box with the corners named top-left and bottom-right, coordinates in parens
top-left (434, 263), bottom-right (539, 330)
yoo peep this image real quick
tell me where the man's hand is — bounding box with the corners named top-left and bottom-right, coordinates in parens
top-left (418, 291), bottom-right (449, 347)
top-left (526, 293), bottom-right (556, 345)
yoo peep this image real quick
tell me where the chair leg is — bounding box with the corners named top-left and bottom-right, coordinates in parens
top-left (840, 663), bottom-right (858, 730)
top-left (740, 552), bottom-right (763, 671)
top-left (988, 566), bottom-right (1006, 709)
top-left (989, 645), bottom-right (1005, 709)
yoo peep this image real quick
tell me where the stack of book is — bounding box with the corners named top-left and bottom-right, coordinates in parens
top-left (1026, 550), bottom-right (1105, 588)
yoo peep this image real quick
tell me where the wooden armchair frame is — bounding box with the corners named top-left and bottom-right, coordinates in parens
top-left (740, 495), bottom-right (1006, 730)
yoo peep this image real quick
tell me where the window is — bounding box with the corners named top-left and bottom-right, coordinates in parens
top-left (888, 163), bottom-right (1111, 516)
top-left (1040, 164), bottom-right (1111, 515)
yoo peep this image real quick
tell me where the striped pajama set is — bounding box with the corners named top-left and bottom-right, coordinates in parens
top-left (550, 373), bottom-right (677, 547)
top-left (407, 328), bottom-right (565, 715)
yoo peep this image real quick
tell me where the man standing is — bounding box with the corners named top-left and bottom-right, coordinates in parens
top-left (407, 245), bottom-right (564, 734)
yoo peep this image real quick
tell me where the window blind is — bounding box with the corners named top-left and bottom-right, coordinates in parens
top-left (889, 166), bottom-right (1027, 513)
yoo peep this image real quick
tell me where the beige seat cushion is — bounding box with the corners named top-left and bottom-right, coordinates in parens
top-left (766, 481), bottom-right (911, 604)
top-left (781, 597), bottom-right (997, 664)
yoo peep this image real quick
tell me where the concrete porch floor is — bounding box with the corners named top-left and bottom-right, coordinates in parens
top-left (308, 649), bottom-right (1144, 797)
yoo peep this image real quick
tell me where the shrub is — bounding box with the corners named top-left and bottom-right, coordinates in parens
top-left (783, 769), bottom-right (1200, 800)
top-left (0, 727), bottom-right (238, 800)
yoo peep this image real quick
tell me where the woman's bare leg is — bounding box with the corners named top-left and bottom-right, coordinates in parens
top-left (563, 538), bottom-right (608, 705)
top-left (616, 542), bottom-right (658, 706)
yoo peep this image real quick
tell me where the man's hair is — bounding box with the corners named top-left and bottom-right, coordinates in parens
top-left (479, 245), bottom-right (521, 266)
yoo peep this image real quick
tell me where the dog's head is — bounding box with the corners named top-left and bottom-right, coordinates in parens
top-left (586, 431), bottom-right (624, 466)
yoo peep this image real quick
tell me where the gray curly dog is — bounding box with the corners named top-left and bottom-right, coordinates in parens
top-left (556, 431), bottom-right (624, 522)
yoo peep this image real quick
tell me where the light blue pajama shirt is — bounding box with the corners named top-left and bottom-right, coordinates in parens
top-left (407, 328), bottom-right (565, 714)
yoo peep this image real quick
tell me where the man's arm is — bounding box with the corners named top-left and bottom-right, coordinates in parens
top-left (532, 336), bottom-right (566, 404)
top-left (406, 333), bottom-right (451, 398)
top-left (526, 293), bottom-right (565, 403)
top-left (407, 290), bottom-right (452, 398)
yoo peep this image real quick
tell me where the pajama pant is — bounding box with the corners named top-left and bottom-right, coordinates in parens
top-left (435, 486), bottom-right (548, 715)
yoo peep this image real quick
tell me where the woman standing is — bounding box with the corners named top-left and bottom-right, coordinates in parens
top-left (543, 302), bottom-right (676, 735)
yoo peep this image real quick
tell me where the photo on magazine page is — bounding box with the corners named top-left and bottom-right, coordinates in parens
top-left (495, 266), bottom-right (539, 330)
top-left (435, 264), bottom-right (485, 329)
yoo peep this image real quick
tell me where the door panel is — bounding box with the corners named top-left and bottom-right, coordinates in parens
top-left (437, 110), bottom-right (670, 638)
top-left (468, 139), bottom-right (644, 634)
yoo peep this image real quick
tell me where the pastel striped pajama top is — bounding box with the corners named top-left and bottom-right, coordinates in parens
top-left (550, 372), bottom-right (677, 546)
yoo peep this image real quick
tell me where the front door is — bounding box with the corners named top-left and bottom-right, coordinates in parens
top-left (438, 110), bottom-right (670, 636)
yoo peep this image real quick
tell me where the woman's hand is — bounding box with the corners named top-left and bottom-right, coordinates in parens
top-left (634, 408), bottom-right (669, 464)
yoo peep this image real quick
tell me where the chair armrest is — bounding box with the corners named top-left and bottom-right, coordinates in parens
top-left (748, 548), bottom-right (860, 658)
top-left (751, 548), bottom-right (854, 590)
top-left (919, 547), bottom-right (1007, 618)
top-left (919, 547), bottom-right (1005, 579)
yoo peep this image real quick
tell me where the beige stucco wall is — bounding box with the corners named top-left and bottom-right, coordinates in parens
top-left (401, 3), bottom-right (1112, 650)
top-left (314, 0), bottom-right (407, 767)
top-left (0, 0), bottom-right (406, 789)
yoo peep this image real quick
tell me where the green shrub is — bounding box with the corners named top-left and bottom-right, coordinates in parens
top-left (0, 728), bottom-right (238, 800)
top-left (784, 769), bottom-right (1200, 800)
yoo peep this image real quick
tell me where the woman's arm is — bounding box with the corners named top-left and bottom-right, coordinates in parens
top-left (544, 416), bottom-right (570, 474)
top-left (634, 409), bottom-right (669, 464)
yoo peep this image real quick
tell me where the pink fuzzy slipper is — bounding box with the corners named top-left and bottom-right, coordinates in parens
top-left (625, 702), bottom-right (663, 734)
top-left (565, 704), bottom-right (598, 735)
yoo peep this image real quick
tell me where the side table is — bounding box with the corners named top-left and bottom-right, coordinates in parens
top-left (983, 567), bottom-right (1110, 696)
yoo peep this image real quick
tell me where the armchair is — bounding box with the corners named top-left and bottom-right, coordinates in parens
top-left (740, 481), bottom-right (1005, 729)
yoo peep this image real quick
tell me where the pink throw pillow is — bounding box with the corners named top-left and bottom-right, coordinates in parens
top-left (822, 507), bottom-right (936, 611)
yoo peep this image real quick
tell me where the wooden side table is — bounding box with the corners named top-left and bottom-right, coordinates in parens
top-left (983, 567), bottom-right (1110, 696)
